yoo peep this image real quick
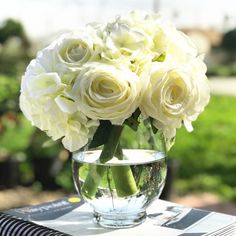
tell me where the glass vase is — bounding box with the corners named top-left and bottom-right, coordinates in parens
top-left (72, 122), bottom-right (167, 228)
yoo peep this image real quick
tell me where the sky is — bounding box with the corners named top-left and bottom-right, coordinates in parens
top-left (1, 0), bottom-right (236, 40)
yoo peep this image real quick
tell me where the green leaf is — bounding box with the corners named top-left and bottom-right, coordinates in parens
top-left (42, 139), bottom-right (59, 148)
top-left (152, 52), bottom-right (166, 62)
top-left (149, 118), bottom-right (158, 134)
top-left (124, 109), bottom-right (141, 131)
top-left (88, 120), bottom-right (113, 148)
top-left (165, 136), bottom-right (176, 152)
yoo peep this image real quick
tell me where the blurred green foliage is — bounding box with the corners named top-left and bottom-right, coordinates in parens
top-left (0, 18), bottom-right (33, 158)
top-left (0, 18), bottom-right (66, 188)
top-left (0, 19), bottom-right (29, 46)
top-left (27, 130), bottom-right (63, 159)
top-left (207, 64), bottom-right (236, 77)
top-left (0, 19), bottom-right (31, 77)
top-left (0, 114), bottom-right (35, 156)
top-left (0, 74), bottom-right (20, 114)
top-left (221, 29), bottom-right (236, 54)
top-left (168, 96), bottom-right (236, 201)
top-left (207, 28), bottom-right (236, 76)
top-left (55, 160), bottom-right (74, 193)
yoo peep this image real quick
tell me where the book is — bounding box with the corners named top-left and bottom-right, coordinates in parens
top-left (2, 196), bottom-right (236, 236)
top-left (0, 213), bottom-right (70, 236)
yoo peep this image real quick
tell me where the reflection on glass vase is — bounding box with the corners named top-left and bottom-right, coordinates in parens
top-left (72, 122), bottom-right (168, 229)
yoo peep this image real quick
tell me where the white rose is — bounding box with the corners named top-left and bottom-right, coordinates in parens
top-left (141, 58), bottom-right (210, 138)
top-left (54, 29), bottom-right (101, 70)
top-left (27, 29), bottom-right (102, 85)
top-left (24, 46), bottom-right (77, 85)
top-left (70, 62), bottom-right (144, 125)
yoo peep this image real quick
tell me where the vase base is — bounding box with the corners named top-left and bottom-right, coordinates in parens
top-left (93, 210), bottom-right (146, 229)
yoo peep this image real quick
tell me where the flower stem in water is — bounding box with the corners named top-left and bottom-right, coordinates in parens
top-left (81, 125), bottom-right (138, 199)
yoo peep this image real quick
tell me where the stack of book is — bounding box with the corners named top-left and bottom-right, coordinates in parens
top-left (1, 196), bottom-right (236, 236)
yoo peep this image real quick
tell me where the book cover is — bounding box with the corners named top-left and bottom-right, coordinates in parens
top-left (2, 196), bottom-right (236, 236)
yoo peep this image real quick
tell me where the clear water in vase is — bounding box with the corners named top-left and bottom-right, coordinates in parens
top-left (72, 149), bottom-right (167, 228)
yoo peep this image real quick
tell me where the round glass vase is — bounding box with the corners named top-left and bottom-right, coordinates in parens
top-left (72, 122), bottom-right (167, 229)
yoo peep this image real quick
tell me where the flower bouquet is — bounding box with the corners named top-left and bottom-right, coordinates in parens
top-left (20, 11), bottom-right (210, 228)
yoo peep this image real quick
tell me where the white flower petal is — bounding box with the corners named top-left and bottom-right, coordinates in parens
top-left (55, 95), bottom-right (77, 114)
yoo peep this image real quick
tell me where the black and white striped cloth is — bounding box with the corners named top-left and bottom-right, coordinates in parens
top-left (0, 213), bottom-right (71, 236)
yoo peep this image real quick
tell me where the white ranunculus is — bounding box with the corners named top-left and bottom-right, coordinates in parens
top-left (141, 58), bottom-right (210, 138)
top-left (70, 62), bottom-right (144, 125)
